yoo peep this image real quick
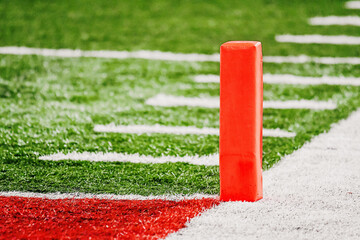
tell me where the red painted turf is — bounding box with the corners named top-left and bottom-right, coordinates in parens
top-left (0, 196), bottom-right (219, 239)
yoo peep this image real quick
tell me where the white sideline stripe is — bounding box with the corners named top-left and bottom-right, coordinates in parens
top-left (276, 34), bottom-right (360, 45)
top-left (194, 74), bottom-right (360, 86)
top-left (309, 16), bottom-right (360, 26)
top-left (0, 191), bottom-right (217, 201)
top-left (167, 109), bottom-right (360, 240)
top-left (94, 124), bottom-right (297, 138)
top-left (146, 94), bottom-right (337, 110)
top-left (346, 1), bottom-right (360, 9)
top-left (39, 152), bottom-right (220, 166)
top-left (1, 46), bottom-right (360, 65)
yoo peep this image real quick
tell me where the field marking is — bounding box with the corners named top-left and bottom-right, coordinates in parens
top-left (264, 74), bottom-right (360, 85)
top-left (194, 74), bottom-right (220, 83)
top-left (0, 46), bottom-right (219, 62)
top-left (146, 94), bottom-right (337, 110)
top-left (0, 191), bottom-right (217, 201)
top-left (39, 152), bottom-right (219, 166)
top-left (1, 46), bottom-right (360, 64)
top-left (346, 1), bottom-right (360, 9)
top-left (194, 74), bottom-right (360, 86)
top-left (94, 124), bottom-right (296, 138)
top-left (167, 109), bottom-right (360, 240)
top-left (146, 94), bottom-right (219, 108)
top-left (263, 55), bottom-right (360, 65)
top-left (263, 100), bottom-right (337, 109)
top-left (94, 124), bottom-right (218, 135)
top-left (276, 34), bottom-right (360, 45)
top-left (309, 16), bottom-right (360, 26)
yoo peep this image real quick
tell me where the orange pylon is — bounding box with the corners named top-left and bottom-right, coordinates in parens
top-left (219, 41), bottom-right (263, 202)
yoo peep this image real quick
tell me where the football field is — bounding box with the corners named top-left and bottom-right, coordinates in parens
top-left (0, 0), bottom-right (359, 238)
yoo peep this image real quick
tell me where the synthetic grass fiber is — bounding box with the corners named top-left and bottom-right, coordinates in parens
top-left (1, 0), bottom-right (360, 238)
top-left (1, 0), bottom-right (360, 57)
top-left (1, 55), bottom-right (359, 195)
top-left (0, 0), bottom-right (360, 197)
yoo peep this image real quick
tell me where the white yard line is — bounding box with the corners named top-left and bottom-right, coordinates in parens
top-left (194, 74), bottom-right (360, 86)
top-left (0, 191), bottom-right (217, 201)
top-left (1, 46), bottom-right (360, 64)
top-left (309, 16), bottom-right (360, 26)
top-left (276, 34), bottom-right (360, 45)
top-left (0, 46), bottom-right (219, 62)
top-left (94, 124), bottom-right (296, 138)
top-left (264, 100), bottom-right (336, 109)
top-left (263, 74), bottom-right (360, 85)
top-left (263, 128), bottom-right (296, 138)
top-left (194, 74), bottom-right (220, 83)
top-left (167, 109), bottom-right (360, 240)
top-left (94, 124), bottom-right (219, 135)
top-left (346, 1), bottom-right (360, 9)
top-left (146, 94), bottom-right (337, 110)
top-left (263, 55), bottom-right (360, 65)
top-left (146, 94), bottom-right (219, 108)
top-left (39, 152), bottom-right (219, 166)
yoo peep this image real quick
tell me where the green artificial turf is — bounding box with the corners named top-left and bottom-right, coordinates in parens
top-left (0, 54), bottom-right (359, 195)
top-left (0, 0), bottom-right (359, 196)
top-left (0, 0), bottom-right (359, 57)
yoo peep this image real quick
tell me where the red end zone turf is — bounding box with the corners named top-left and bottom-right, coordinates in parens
top-left (0, 196), bottom-right (219, 239)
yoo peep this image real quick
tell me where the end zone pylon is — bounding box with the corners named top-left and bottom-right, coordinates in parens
top-left (219, 41), bottom-right (263, 202)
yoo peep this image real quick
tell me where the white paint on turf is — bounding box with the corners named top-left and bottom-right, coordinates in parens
top-left (263, 55), bottom-right (360, 65)
top-left (194, 74), bottom-right (220, 83)
top-left (0, 46), bottom-right (219, 62)
top-left (0, 191), bottom-right (217, 201)
top-left (263, 128), bottom-right (296, 137)
top-left (276, 34), bottom-right (360, 45)
top-left (146, 94), bottom-right (219, 108)
top-left (166, 109), bottom-right (360, 240)
top-left (309, 16), bottom-right (360, 26)
top-left (264, 100), bottom-right (337, 109)
top-left (194, 74), bottom-right (360, 86)
top-left (39, 152), bottom-right (219, 166)
top-left (346, 1), bottom-right (360, 9)
top-left (263, 74), bottom-right (360, 85)
top-left (146, 94), bottom-right (337, 110)
top-left (1, 46), bottom-right (360, 64)
top-left (94, 124), bottom-right (296, 138)
top-left (94, 124), bottom-right (219, 135)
